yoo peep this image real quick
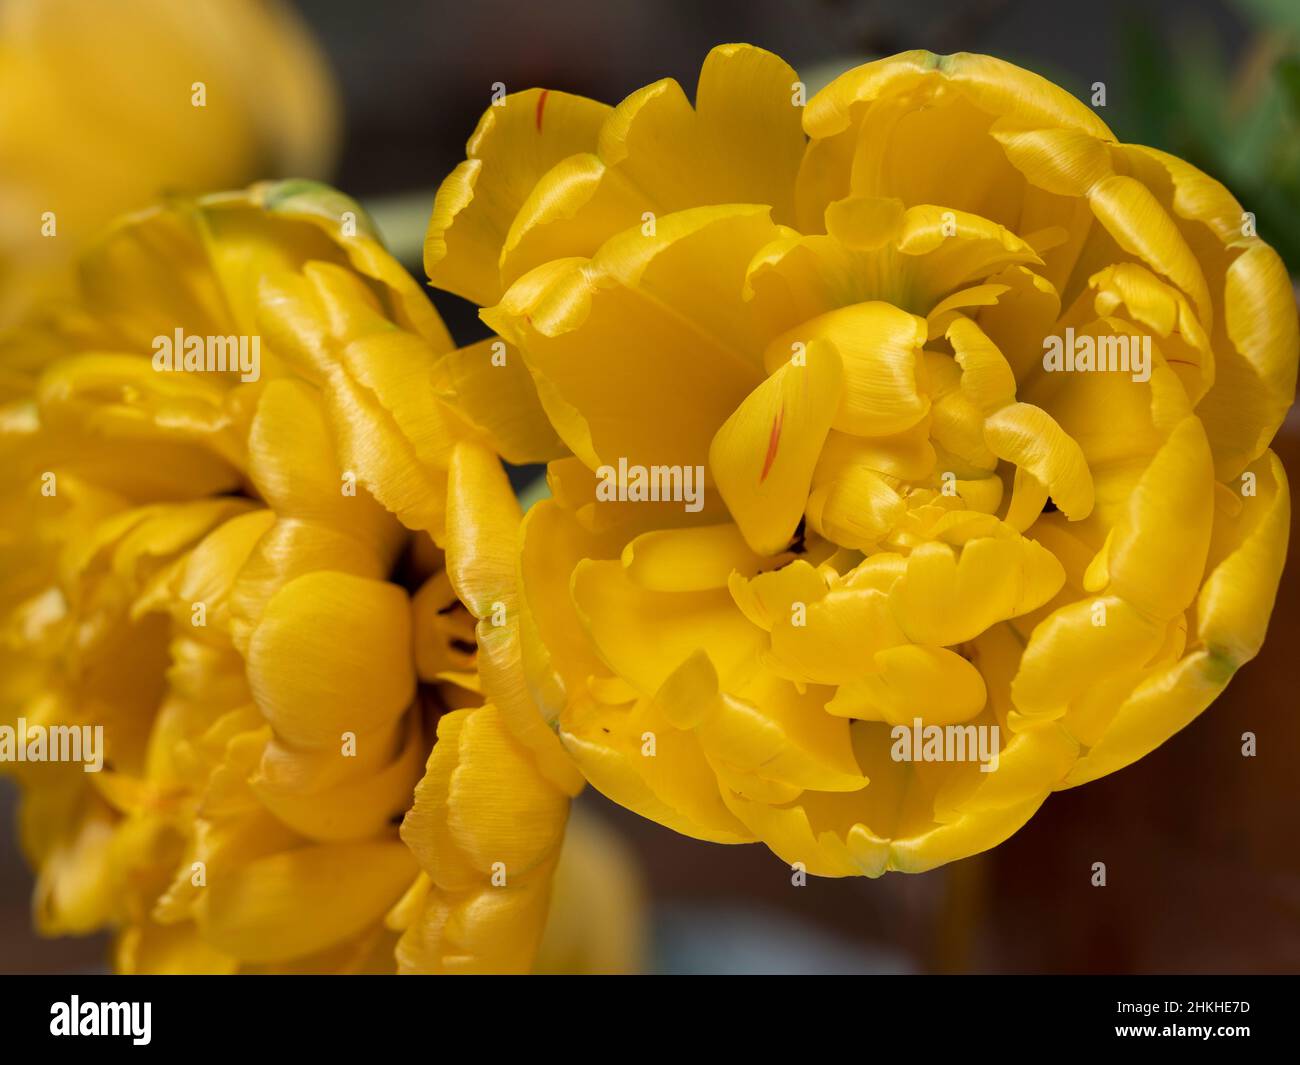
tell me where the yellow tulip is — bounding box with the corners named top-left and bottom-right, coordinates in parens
top-left (0, 181), bottom-right (641, 973)
top-left (425, 45), bottom-right (1296, 875)
top-left (0, 0), bottom-right (339, 326)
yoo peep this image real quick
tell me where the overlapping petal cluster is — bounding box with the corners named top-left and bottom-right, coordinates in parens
top-left (424, 46), bottom-right (1296, 875)
top-left (0, 183), bottom-right (637, 972)
top-left (2, 41), bottom-right (1292, 977)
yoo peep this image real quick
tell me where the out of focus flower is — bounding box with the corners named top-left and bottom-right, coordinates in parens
top-left (425, 45), bottom-right (1296, 875)
top-left (0, 181), bottom-right (641, 973)
top-left (0, 0), bottom-right (340, 325)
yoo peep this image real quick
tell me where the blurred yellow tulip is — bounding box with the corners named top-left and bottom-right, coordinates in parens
top-left (0, 181), bottom-right (638, 974)
top-left (0, 0), bottom-right (340, 325)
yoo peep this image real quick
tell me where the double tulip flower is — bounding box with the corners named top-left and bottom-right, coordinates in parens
top-left (1, 39), bottom-right (1294, 973)
top-left (1, 182), bottom-right (637, 972)
top-left (428, 44), bottom-right (1293, 876)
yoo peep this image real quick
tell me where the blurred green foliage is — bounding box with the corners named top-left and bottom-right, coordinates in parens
top-left (1120, 0), bottom-right (1300, 276)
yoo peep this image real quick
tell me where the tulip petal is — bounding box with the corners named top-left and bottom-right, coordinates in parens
top-left (984, 402), bottom-right (1094, 520)
top-left (486, 206), bottom-right (777, 473)
top-left (431, 338), bottom-right (566, 464)
top-left (424, 89), bottom-right (611, 305)
top-left (711, 339), bottom-right (842, 554)
top-left (889, 535), bottom-right (1065, 646)
top-left (572, 559), bottom-right (764, 694)
top-left (246, 570), bottom-right (414, 748)
top-left (199, 841), bottom-right (416, 965)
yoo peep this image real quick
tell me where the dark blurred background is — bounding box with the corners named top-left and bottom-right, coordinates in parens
top-left (3, 0), bottom-right (1298, 973)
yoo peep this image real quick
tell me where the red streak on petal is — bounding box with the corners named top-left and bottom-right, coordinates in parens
top-left (536, 89), bottom-right (550, 131)
top-left (760, 404), bottom-right (784, 483)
